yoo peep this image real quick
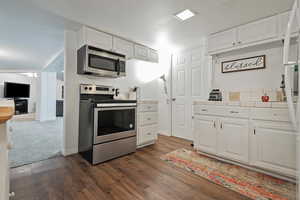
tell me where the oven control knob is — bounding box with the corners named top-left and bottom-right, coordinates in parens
top-left (84, 87), bottom-right (88, 90)
top-left (89, 87), bottom-right (92, 90)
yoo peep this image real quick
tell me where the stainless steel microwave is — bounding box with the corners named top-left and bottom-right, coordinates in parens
top-left (77, 45), bottom-right (126, 78)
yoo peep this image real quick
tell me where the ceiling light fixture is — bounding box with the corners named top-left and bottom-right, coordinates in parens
top-left (175, 9), bottom-right (195, 21)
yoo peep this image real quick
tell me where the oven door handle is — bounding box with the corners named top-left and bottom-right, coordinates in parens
top-left (95, 107), bottom-right (136, 111)
top-left (96, 103), bottom-right (137, 107)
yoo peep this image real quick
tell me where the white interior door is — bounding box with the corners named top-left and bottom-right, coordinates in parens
top-left (172, 53), bottom-right (189, 139)
top-left (171, 48), bottom-right (211, 140)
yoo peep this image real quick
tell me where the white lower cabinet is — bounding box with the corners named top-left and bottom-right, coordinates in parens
top-left (137, 102), bottom-right (158, 148)
top-left (194, 116), bottom-right (217, 154)
top-left (138, 125), bottom-right (158, 145)
top-left (251, 122), bottom-right (296, 177)
top-left (193, 104), bottom-right (297, 178)
top-left (218, 118), bottom-right (249, 163)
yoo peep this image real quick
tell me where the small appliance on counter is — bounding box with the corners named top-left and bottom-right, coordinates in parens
top-left (208, 89), bottom-right (222, 101)
top-left (78, 84), bottom-right (137, 165)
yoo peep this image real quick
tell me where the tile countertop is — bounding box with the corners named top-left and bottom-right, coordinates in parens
top-left (193, 101), bottom-right (295, 108)
top-left (137, 100), bottom-right (159, 104)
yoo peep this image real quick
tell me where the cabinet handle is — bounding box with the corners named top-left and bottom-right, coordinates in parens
top-left (254, 129), bottom-right (256, 135)
top-left (230, 111), bottom-right (239, 114)
top-left (147, 118), bottom-right (151, 120)
top-left (201, 109), bottom-right (208, 112)
top-left (147, 132), bottom-right (152, 136)
top-left (9, 192), bottom-right (15, 197)
top-left (232, 42), bottom-right (236, 46)
top-left (220, 123), bottom-right (223, 129)
top-left (213, 121), bottom-right (216, 128)
top-left (238, 41), bottom-right (242, 44)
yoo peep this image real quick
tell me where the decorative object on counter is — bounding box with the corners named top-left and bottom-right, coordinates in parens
top-left (161, 149), bottom-right (296, 200)
top-left (128, 87), bottom-right (138, 100)
top-left (228, 92), bottom-right (240, 102)
top-left (222, 55), bottom-right (266, 73)
top-left (261, 93), bottom-right (270, 102)
top-left (208, 89), bottom-right (222, 101)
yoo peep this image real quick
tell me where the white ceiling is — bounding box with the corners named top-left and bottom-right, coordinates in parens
top-left (0, 0), bottom-right (294, 70)
top-left (0, 0), bottom-right (79, 71)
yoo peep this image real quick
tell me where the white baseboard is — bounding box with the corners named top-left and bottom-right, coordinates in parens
top-left (158, 131), bottom-right (171, 136)
top-left (62, 147), bottom-right (78, 156)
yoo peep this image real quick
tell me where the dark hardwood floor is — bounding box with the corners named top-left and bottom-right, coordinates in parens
top-left (10, 135), bottom-right (250, 200)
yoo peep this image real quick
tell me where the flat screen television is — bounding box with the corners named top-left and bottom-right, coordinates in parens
top-left (4, 82), bottom-right (30, 98)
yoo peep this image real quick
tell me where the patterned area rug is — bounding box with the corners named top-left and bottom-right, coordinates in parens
top-left (160, 149), bottom-right (296, 200)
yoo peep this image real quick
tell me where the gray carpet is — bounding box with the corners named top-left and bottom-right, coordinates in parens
top-left (9, 118), bottom-right (63, 168)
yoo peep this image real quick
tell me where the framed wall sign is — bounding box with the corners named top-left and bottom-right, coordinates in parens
top-left (221, 55), bottom-right (266, 73)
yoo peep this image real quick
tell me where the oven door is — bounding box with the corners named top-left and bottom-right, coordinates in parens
top-left (86, 50), bottom-right (126, 77)
top-left (94, 106), bottom-right (136, 144)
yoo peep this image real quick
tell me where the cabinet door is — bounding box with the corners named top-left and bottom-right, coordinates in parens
top-left (207, 28), bottom-right (237, 52)
top-left (148, 49), bottom-right (159, 63)
top-left (237, 16), bottom-right (278, 45)
top-left (252, 126), bottom-right (296, 176)
top-left (138, 124), bottom-right (157, 146)
top-left (134, 44), bottom-right (149, 61)
top-left (193, 116), bottom-right (217, 154)
top-left (113, 37), bottom-right (134, 59)
top-left (218, 118), bottom-right (249, 163)
top-left (85, 27), bottom-right (113, 51)
top-left (279, 10), bottom-right (299, 37)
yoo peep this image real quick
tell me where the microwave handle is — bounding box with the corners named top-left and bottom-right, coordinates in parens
top-left (116, 59), bottom-right (121, 76)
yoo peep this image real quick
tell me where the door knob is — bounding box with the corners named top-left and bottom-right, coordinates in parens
top-left (172, 98), bottom-right (176, 101)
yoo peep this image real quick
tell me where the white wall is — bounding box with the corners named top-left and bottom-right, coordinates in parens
top-left (64, 30), bottom-right (171, 155)
top-left (212, 41), bottom-right (297, 90)
top-left (36, 72), bottom-right (57, 121)
top-left (0, 73), bottom-right (37, 113)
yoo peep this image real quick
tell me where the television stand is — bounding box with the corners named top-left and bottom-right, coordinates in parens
top-left (14, 99), bottom-right (28, 115)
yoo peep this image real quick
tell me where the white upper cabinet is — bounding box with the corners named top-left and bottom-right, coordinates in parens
top-left (207, 29), bottom-right (237, 52)
top-left (134, 44), bottom-right (149, 61)
top-left (217, 118), bottom-right (249, 163)
top-left (207, 14), bottom-right (282, 55)
top-left (77, 26), bottom-right (159, 63)
top-left (78, 26), bottom-right (113, 51)
top-left (148, 49), bottom-right (159, 63)
top-left (279, 10), bottom-right (299, 37)
top-left (113, 37), bottom-right (134, 59)
top-left (237, 16), bottom-right (278, 45)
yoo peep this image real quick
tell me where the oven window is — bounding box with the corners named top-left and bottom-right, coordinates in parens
top-left (89, 54), bottom-right (116, 71)
top-left (97, 109), bottom-right (135, 136)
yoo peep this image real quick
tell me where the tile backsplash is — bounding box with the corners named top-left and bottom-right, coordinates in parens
top-left (221, 88), bottom-right (284, 102)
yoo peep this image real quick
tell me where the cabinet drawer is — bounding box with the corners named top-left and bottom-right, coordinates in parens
top-left (138, 104), bottom-right (158, 112)
top-left (138, 125), bottom-right (157, 145)
top-left (194, 105), bottom-right (224, 116)
top-left (251, 108), bottom-right (290, 122)
top-left (225, 107), bottom-right (250, 119)
top-left (139, 112), bottom-right (158, 126)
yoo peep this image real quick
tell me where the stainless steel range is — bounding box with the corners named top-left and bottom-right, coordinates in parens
top-left (78, 84), bottom-right (136, 165)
